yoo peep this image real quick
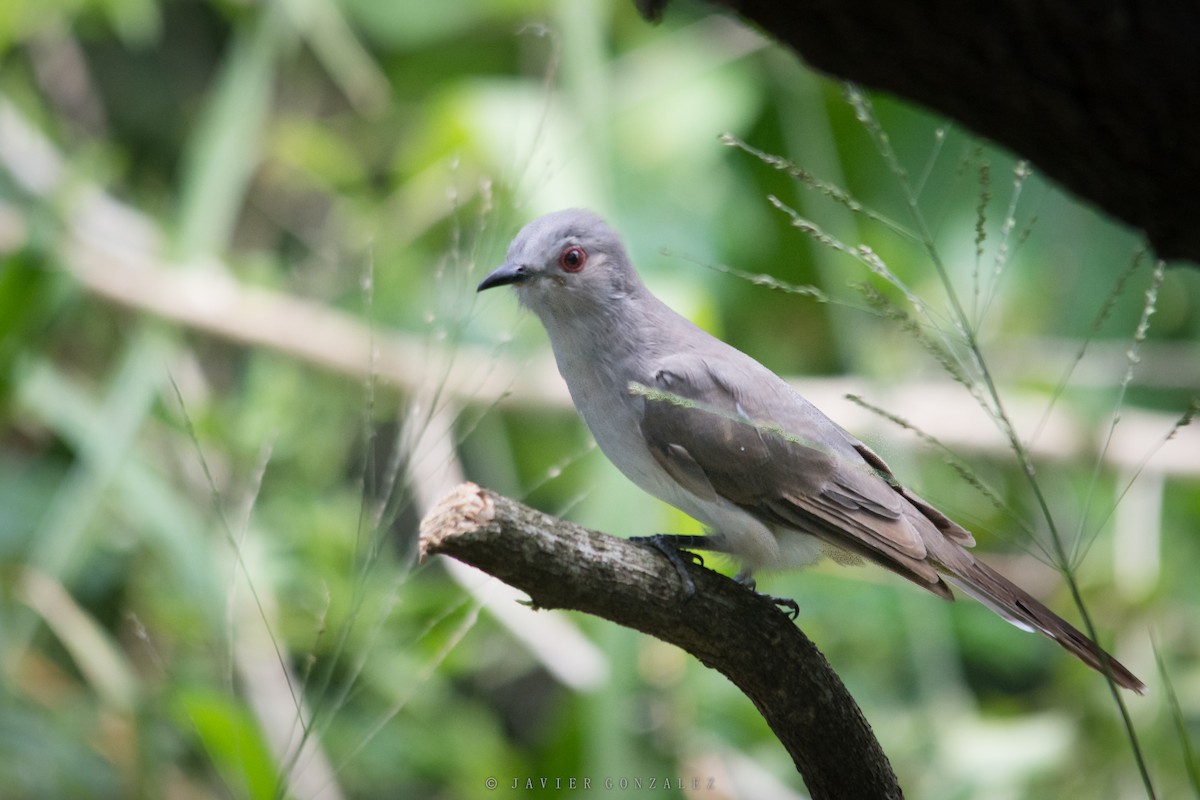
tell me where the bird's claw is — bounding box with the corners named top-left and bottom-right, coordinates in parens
top-left (733, 573), bottom-right (800, 619)
top-left (629, 536), bottom-right (798, 619)
top-left (630, 534), bottom-right (704, 600)
top-left (760, 594), bottom-right (801, 620)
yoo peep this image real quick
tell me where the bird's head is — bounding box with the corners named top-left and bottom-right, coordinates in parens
top-left (477, 209), bottom-right (644, 320)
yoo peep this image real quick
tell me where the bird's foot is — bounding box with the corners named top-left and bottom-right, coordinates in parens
top-left (734, 571), bottom-right (800, 620)
top-left (760, 593), bottom-right (800, 620)
top-left (630, 534), bottom-right (709, 600)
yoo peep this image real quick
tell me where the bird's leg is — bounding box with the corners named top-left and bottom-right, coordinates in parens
top-left (629, 534), bottom-right (709, 599)
top-left (734, 569), bottom-right (801, 621)
top-left (630, 536), bottom-right (799, 619)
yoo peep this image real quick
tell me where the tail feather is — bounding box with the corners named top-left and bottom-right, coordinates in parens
top-left (943, 558), bottom-right (1146, 694)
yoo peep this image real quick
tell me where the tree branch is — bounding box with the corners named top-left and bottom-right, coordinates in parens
top-left (419, 482), bottom-right (903, 800)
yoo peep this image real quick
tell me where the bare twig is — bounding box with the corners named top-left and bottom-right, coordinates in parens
top-left (420, 482), bottom-right (903, 800)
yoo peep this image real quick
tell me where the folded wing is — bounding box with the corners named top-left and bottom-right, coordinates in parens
top-left (636, 351), bottom-right (1144, 692)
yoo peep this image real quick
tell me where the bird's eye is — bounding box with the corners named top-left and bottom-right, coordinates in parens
top-left (558, 246), bottom-right (587, 273)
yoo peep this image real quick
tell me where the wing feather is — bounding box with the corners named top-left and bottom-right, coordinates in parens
top-left (639, 352), bottom-right (943, 584)
top-left (634, 350), bottom-right (1144, 690)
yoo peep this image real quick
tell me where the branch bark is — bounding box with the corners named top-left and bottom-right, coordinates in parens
top-left (638, 0), bottom-right (1200, 267)
top-left (420, 482), bottom-right (903, 800)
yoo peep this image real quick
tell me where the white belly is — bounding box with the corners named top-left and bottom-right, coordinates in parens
top-left (568, 367), bottom-right (822, 574)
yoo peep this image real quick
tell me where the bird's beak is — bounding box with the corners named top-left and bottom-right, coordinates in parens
top-left (477, 262), bottom-right (530, 292)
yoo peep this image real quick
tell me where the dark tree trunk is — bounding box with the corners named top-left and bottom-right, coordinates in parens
top-left (639, 0), bottom-right (1200, 267)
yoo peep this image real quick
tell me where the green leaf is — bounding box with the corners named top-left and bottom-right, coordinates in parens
top-left (176, 689), bottom-right (281, 800)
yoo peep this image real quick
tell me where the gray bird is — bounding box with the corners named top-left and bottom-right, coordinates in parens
top-left (478, 208), bottom-right (1145, 693)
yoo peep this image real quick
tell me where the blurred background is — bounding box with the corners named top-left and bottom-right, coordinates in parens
top-left (1, 0), bottom-right (1198, 797)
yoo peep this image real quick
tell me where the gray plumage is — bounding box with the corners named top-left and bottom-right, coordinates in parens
top-left (478, 208), bottom-right (1144, 693)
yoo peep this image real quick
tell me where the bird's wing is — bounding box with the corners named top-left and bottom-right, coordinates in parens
top-left (636, 351), bottom-right (1147, 692)
top-left (636, 351), bottom-right (958, 592)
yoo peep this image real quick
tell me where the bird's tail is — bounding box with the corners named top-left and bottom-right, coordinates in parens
top-left (941, 557), bottom-right (1146, 694)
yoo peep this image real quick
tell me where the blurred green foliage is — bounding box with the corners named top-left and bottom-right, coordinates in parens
top-left (1, 0), bottom-right (1198, 798)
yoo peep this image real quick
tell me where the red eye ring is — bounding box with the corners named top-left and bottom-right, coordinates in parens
top-left (558, 246), bottom-right (587, 273)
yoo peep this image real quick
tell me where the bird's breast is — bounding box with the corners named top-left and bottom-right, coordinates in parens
top-left (549, 343), bottom-right (679, 504)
